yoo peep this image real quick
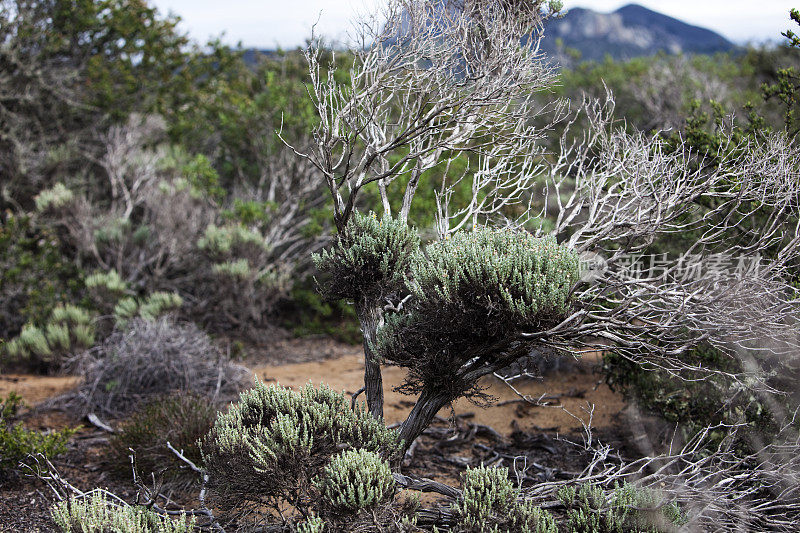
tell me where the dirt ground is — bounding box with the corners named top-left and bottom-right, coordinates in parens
top-left (0, 336), bottom-right (633, 532)
top-left (251, 351), bottom-right (625, 435)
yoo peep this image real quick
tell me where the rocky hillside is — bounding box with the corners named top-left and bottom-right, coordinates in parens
top-left (541, 4), bottom-right (736, 64)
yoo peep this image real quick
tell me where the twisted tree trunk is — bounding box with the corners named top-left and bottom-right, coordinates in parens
top-left (356, 301), bottom-right (384, 420)
top-left (398, 387), bottom-right (454, 454)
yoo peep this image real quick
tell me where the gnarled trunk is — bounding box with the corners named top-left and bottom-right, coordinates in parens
top-left (398, 387), bottom-right (454, 454)
top-left (356, 302), bottom-right (384, 420)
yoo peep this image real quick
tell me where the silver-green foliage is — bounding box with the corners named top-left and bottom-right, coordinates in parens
top-left (34, 183), bottom-right (74, 212)
top-left (412, 227), bottom-right (579, 321)
top-left (376, 227), bottom-right (580, 395)
top-left (558, 482), bottom-right (686, 533)
top-left (84, 269), bottom-right (128, 295)
top-left (295, 515), bottom-right (325, 533)
top-left (313, 211), bottom-right (420, 302)
top-left (113, 292), bottom-right (183, 327)
top-left (4, 305), bottom-right (95, 367)
top-left (51, 492), bottom-right (195, 533)
top-left (197, 223), bottom-right (267, 255)
top-left (455, 465), bottom-right (557, 533)
top-left (201, 382), bottom-right (400, 519)
top-left (316, 449), bottom-right (396, 514)
top-left (196, 222), bottom-right (287, 329)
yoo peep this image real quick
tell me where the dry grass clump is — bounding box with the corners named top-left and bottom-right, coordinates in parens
top-left (65, 318), bottom-right (248, 416)
top-left (109, 393), bottom-right (216, 488)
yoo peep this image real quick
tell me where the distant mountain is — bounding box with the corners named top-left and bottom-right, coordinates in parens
top-left (242, 3), bottom-right (737, 68)
top-left (541, 4), bottom-right (737, 64)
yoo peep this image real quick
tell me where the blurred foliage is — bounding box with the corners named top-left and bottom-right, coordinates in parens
top-left (762, 8), bottom-right (800, 134)
top-left (280, 283), bottom-right (362, 344)
top-left (0, 214), bottom-right (83, 345)
top-left (557, 482), bottom-right (686, 533)
top-left (604, 344), bottom-right (781, 450)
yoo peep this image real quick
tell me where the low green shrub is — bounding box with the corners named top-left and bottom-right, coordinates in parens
top-left (0, 393), bottom-right (75, 479)
top-left (200, 381), bottom-right (400, 525)
top-left (109, 393), bottom-right (215, 486)
top-left (296, 515), bottom-right (326, 533)
top-left (454, 465), bottom-right (557, 533)
top-left (51, 492), bottom-right (195, 533)
top-left (558, 482), bottom-right (685, 533)
top-left (315, 449), bottom-right (396, 515)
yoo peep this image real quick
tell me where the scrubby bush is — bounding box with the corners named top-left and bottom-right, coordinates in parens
top-left (110, 393), bottom-right (215, 487)
top-left (200, 381), bottom-right (400, 526)
top-left (4, 305), bottom-right (95, 373)
top-left (313, 211), bottom-right (420, 304)
top-left (0, 393), bottom-right (75, 480)
top-left (381, 227), bottom-right (579, 392)
top-left (558, 483), bottom-right (685, 533)
top-left (69, 318), bottom-right (248, 415)
top-left (195, 222), bottom-right (290, 332)
top-left (51, 492), bottom-right (195, 533)
top-left (315, 449), bottom-right (396, 515)
top-left (454, 465), bottom-right (557, 533)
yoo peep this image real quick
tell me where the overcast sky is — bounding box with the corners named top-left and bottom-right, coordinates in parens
top-left (150, 1), bottom-right (796, 49)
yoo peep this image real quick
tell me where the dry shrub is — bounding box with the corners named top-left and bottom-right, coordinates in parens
top-left (109, 393), bottom-right (216, 487)
top-left (66, 318), bottom-right (248, 416)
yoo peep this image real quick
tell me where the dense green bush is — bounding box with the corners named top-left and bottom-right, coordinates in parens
top-left (557, 482), bottom-right (685, 533)
top-left (313, 211), bottom-right (421, 304)
top-left (379, 227), bottom-right (580, 398)
top-left (454, 465), bottom-right (557, 533)
top-left (51, 492), bottom-right (195, 533)
top-left (0, 393), bottom-right (75, 480)
top-left (200, 381), bottom-right (400, 525)
top-left (315, 449), bottom-right (396, 516)
top-left (110, 394), bottom-right (215, 486)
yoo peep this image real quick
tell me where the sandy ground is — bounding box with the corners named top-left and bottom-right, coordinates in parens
top-left (0, 339), bottom-right (625, 434)
top-left (251, 352), bottom-right (625, 436)
top-left (1, 337), bottom-right (625, 436)
top-left (0, 374), bottom-right (79, 405)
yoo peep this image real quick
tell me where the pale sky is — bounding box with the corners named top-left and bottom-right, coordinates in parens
top-left (150, 1), bottom-right (796, 49)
